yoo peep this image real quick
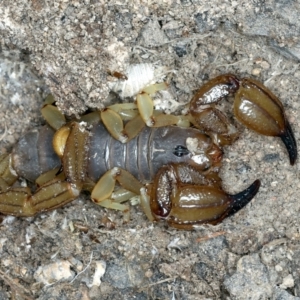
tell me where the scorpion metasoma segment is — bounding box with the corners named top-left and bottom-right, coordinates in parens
top-left (0, 74), bottom-right (296, 229)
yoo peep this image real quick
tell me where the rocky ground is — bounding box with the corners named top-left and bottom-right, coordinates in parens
top-left (0, 0), bottom-right (300, 299)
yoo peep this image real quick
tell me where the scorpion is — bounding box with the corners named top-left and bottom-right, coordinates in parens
top-left (0, 74), bottom-right (296, 229)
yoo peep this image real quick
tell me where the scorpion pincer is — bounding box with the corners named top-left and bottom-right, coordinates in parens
top-left (0, 74), bottom-right (296, 229)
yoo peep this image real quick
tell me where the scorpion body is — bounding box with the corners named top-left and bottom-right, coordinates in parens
top-left (0, 73), bottom-right (297, 229)
top-left (12, 123), bottom-right (219, 183)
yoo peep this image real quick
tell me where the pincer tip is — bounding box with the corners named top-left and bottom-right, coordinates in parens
top-left (227, 179), bottom-right (261, 216)
top-left (280, 121), bottom-right (297, 165)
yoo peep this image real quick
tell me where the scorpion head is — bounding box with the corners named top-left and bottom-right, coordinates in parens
top-left (151, 126), bottom-right (223, 178)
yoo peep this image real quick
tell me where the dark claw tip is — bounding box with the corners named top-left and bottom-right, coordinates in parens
top-left (227, 179), bottom-right (261, 216)
top-left (280, 121), bottom-right (297, 165)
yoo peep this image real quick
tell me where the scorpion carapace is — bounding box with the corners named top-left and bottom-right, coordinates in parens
top-left (0, 74), bottom-right (296, 229)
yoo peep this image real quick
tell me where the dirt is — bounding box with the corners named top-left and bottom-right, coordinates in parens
top-left (0, 1), bottom-right (300, 299)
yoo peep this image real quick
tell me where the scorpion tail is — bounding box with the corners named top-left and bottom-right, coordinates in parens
top-left (280, 121), bottom-right (297, 166)
top-left (227, 179), bottom-right (261, 217)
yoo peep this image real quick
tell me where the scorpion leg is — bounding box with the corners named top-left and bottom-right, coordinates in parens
top-left (35, 167), bottom-right (62, 186)
top-left (0, 164), bottom-right (77, 217)
top-left (0, 120), bottom-right (92, 217)
top-left (0, 154), bottom-right (18, 192)
top-left (41, 94), bottom-right (66, 130)
top-left (42, 95), bottom-right (145, 145)
top-left (136, 83), bottom-right (184, 127)
top-left (101, 108), bottom-right (145, 143)
top-left (0, 179), bottom-right (80, 217)
top-left (91, 167), bottom-right (142, 211)
top-left (101, 83), bottom-right (189, 143)
top-left (106, 103), bottom-right (140, 121)
top-left (0, 142), bottom-right (79, 217)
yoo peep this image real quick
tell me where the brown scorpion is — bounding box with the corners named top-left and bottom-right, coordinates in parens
top-left (0, 74), bottom-right (296, 229)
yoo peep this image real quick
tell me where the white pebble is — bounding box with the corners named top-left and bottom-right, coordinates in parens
top-left (34, 260), bottom-right (75, 285)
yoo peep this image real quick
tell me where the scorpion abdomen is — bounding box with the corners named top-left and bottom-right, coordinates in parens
top-left (87, 122), bottom-right (218, 183)
top-left (11, 126), bottom-right (60, 182)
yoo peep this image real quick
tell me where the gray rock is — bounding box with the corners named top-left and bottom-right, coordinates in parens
top-left (224, 254), bottom-right (272, 299)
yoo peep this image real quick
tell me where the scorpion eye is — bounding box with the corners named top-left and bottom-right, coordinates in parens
top-left (173, 145), bottom-right (189, 157)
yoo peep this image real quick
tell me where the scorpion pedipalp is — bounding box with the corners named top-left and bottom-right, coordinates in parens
top-left (234, 77), bottom-right (297, 165)
top-left (190, 74), bottom-right (297, 164)
top-left (142, 163), bottom-right (261, 230)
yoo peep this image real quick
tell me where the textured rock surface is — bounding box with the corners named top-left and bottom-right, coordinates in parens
top-left (0, 0), bottom-right (300, 299)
